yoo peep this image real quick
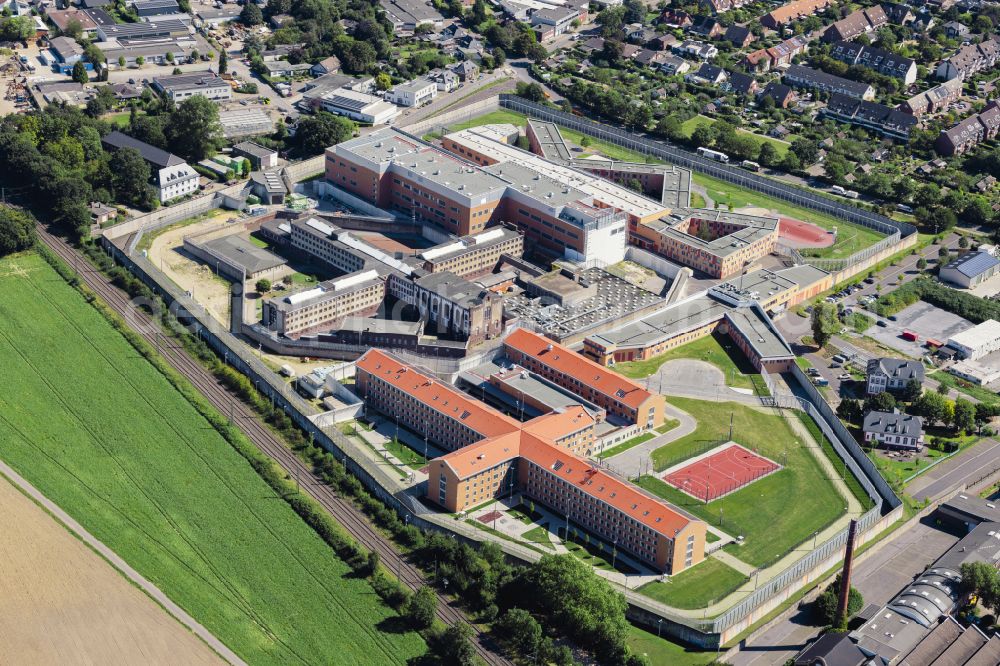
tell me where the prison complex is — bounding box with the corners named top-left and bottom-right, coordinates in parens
top-left (355, 344), bottom-right (706, 573)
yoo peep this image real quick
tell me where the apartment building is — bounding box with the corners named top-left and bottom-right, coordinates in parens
top-left (784, 64), bottom-right (876, 100)
top-left (760, 0), bottom-right (831, 29)
top-left (822, 5), bottom-right (888, 42)
top-left (866, 358), bottom-right (924, 395)
top-left (419, 227), bottom-right (524, 278)
top-left (823, 94), bottom-right (918, 141)
top-left (936, 39), bottom-right (1000, 81)
top-left (356, 348), bottom-right (705, 573)
top-left (901, 78), bottom-right (963, 116)
top-left (386, 77), bottom-right (438, 107)
top-left (502, 328), bottom-right (663, 427)
top-left (936, 100), bottom-right (1000, 155)
top-left (261, 270), bottom-right (385, 337)
top-left (829, 41), bottom-right (917, 84)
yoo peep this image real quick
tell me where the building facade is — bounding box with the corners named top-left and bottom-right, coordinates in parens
top-left (261, 270), bottom-right (385, 337)
top-left (866, 357), bottom-right (924, 395)
top-left (863, 409), bottom-right (923, 450)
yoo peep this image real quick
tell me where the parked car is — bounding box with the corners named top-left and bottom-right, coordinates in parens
top-left (877, 320), bottom-right (888, 327)
top-left (832, 354), bottom-right (847, 363)
top-left (888, 315), bottom-right (898, 321)
top-left (864, 277), bottom-right (876, 284)
top-left (838, 373), bottom-right (851, 381)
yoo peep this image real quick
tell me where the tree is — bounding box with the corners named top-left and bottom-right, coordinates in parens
top-left (916, 257), bottom-right (927, 271)
top-left (900, 379), bottom-right (922, 404)
top-left (135, 55), bottom-right (145, 68)
top-left (963, 196), bottom-right (993, 227)
top-left (404, 586), bottom-right (437, 630)
top-left (866, 391), bottom-right (896, 413)
top-left (255, 278), bottom-right (272, 293)
top-left (758, 142), bottom-right (780, 168)
top-left (596, 6), bottom-right (626, 39)
top-left (811, 302), bottom-right (839, 348)
top-left (470, 0), bottom-right (489, 25)
top-left (912, 390), bottom-right (949, 426)
top-left (959, 235), bottom-right (970, 249)
top-left (781, 150), bottom-right (801, 172)
top-left (0, 205), bottom-right (36, 257)
top-left (961, 561), bottom-right (1000, 611)
top-left (110, 148), bottom-right (154, 210)
top-left (954, 398), bottom-right (976, 434)
top-left (375, 72), bottom-right (392, 91)
top-left (240, 2), bottom-right (263, 25)
top-left (494, 608), bottom-right (542, 659)
top-left (515, 81), bottom-right (546, 103)
top-left (71, 61), bottom-right (89, 85)
top-left (118, 55), bottom-right (126, 69)
top-left (814, 574), bottom-right (863, 628)
top-left (790, 138), bottom-right (820, 165)
top-left (294, 112), bottom-right (355, 155)
top-left (165, 96), bottom-right (223, 162)
top-left (432, 622), bottom-right (476, 666)
top-left (837, 398), bottom-right (863, 424)
top-left (690, 124), bottom-right (715, 149)
top-left (218, 49), bottom-right (228, 75)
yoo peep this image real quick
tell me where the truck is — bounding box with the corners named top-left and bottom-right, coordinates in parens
top-left (901, 330), bottom-right (919, 342)
top-left (813, 377), bottom-right (829, 387)
top-left (697, 147), bottom-right (730, 163)
top-left (740, 160), bottom-right (761, 172)
top-left (830, 185), bottom-right (846, 195)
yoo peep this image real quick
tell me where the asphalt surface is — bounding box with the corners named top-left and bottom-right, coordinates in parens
top-left (908, 437), bottom-right (1000, 502)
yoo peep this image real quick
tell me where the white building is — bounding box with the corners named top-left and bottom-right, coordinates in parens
top-left (949, 359), bottom-right (1000, 386)
top-left (316, 88), bottom-right (400, 125)
top-left (386, 78), bottom-right (437, 107)
top-left (101, 131), bottom-right (199, 203)
top-left (151, 71), bottom-right (232, 103)
top-left (947, 319), bottom-right (1000, 360)
top-left (156, 163), bottom-right (200, 202)
top-left (938, 251), bottom-right (1000, 289)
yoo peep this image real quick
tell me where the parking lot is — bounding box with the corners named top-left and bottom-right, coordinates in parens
top-left (865, 301), bottom-right (973, 358)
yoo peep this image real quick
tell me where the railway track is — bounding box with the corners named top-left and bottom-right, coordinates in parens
top-left (38, 227), bottom-right (513, 666)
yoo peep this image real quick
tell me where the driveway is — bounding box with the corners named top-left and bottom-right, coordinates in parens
top-left (602, 402), bottom-right (696, 478)
top-left (643, 359), bottom-right (761, 405)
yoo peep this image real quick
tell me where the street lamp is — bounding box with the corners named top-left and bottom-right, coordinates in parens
top-left (657, 618), bottom-right (663, 638)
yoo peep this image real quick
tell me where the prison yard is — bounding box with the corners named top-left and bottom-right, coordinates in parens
top-left (0, 253), bottom-right (425, 666)
top-left (438, 108), bottom-right (889, 261)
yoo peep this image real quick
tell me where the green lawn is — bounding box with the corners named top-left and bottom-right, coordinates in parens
top-left (657, 418), bottom-right (681, 434)
top-left (0, 253), bottom-right (425, 666)
top-left (638, 557), bottom-right (748, 609)
top-left (598, 432), bottom-right (655, 459)
top-left (626, 625), bottom-right (717, 666)
top-left (521, 524), bottom-right (553, 547)
top-left (691, 172), bottom-right (885, 260)
top-left (558, 527), bottom-right (640, 574)
top-left (930, 371), bottom-right (1000, 405)
top-left (679, 114), bottom-right (791, 158)
top-left (868, 430), bottom-right (980, 489)
top-left (384, 438), bottom-right (429, 470)
top-left (105, 111), bottom-right (133, 127)
top-left (445, 109), bottom-right (528, 133)
top-left (690, 191), bottom-right (707, 208)
top-left (614, 332), bottom-right (768, 396)
top-left (641, 398), bottom-right (847, 567)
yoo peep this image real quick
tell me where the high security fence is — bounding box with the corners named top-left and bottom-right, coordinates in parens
top-left (496, 96), bottom-right (915, 273)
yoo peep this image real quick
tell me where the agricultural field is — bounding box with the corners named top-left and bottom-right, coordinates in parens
top-left (0, 471), bottom-right (221, 665)
top-left (0, 253), bottom-right (426, 666)
top-left (639, 398), bottom-right (848, 567)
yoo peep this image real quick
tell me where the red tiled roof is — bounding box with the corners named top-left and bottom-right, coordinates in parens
top-left (357, 349), bottom-right (520, 439)
top-left (504, 329), bottom-right (653, 410)
top-left (522, 405), bottom-right (596, 440)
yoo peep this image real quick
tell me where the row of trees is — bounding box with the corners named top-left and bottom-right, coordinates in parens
top-left (838, 391), bottom-right (999, 436)
top-left (875, 277), bottom-right (1000, 325)
top-left (0, 206), bottom-right (36, 258)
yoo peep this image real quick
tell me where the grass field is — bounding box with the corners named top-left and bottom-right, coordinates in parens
top-left (614, 332), bottom-right (767, 395)
top-left (679, 115), bottom-right (792, 158)
top-left (0, 253), bottom-right (425, 666)
top-left (930, 371), bottom-right (1000, 405)
top-left (385, 438), bottom-right (429, 470)
top-left (691, 173), bottom-right (885, 260)
top-left (626, 625), bottom-right (716, 666)
top-left (641, 398), bottom-right (847, 567)
top-left (638, 557), bottom-right (748, 609)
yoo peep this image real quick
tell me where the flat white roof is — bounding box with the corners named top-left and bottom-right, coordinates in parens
top-left (444, 126), bottom-right (669, 220)
top-left (948, 319), bottom-right (1000, 350)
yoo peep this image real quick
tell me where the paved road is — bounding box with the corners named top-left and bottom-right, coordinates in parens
top-left (730, 516), bottom-right (960, 665)
top-left (602, 402), bottom-right (696, 478)
top-left (0, 459), bottom-right (246, 666)
top-left (908, 437), bottom-right (1000, 502)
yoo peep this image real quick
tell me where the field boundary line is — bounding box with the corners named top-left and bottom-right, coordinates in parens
top-left (0, 461), bottom-right (247, 666)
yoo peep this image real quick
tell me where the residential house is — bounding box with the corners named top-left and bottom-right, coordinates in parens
top-left (452, 60), bottom-right (479, 82)
top-left (829, 41), bottom-right (917, 84)
top-left (766, 35), bottom-right (808, 67)
top-left (866, 358), bottom-right (924, 395)
top-left (944, 20), bottom-right (970, 38)
top-left (634, 49), bottom-right (667, 67)
top-left (530, 6), bottom-right (578, 40)
top-left (784, 64), bottom-right (876, 100)
top-left (426, 68), bottom-right (459, 92)
top-left (660, 9), bottom-right (692, 28)
top-left (743, 49), bottom-right (772, 72)
top-left (648, 34), bottom-right (678, 51)
top-left (863, 409), bottom-right (923, 450)
top-left (822, 6), bottom-right (888, 42)
top-left (724, 25), bottom-right (754, 48)
top-left (674, 40), bottom-right (718, 60)
top-left (881, 2), bottom-right (914, 25)
top-left (310, 56), bottom-right (341, 77)
top-left (823, 93), bottom-right (917, 140)
top-left (723, 71), bottom-right (758, 96)
top-left (101, 131), bottom-right (199, 203)
top-left (263, 61), bottom-right (312, 79)
top-left (760, 0), bottom-right (832, 30)
top-left (900, 78), bottom-right (963, 116)
top-left (936, 39), bottom-right (1000, 81)
top-left (689, 17), bottom-right (723, 39)
top-left (760, 82), bottom-right (797, 108)
top-left (705, 0), bottom-right (749, 13)
top-left (936, 100), bottom-right (1000, 155)
top-left (386, 77), bottom-right (437, 107)
top-left (659, 54), bottom-right (692, 75)
top-left (686, 62), bottom-right (727, 85)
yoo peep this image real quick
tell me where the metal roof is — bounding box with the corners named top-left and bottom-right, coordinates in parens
top-left (943, 250), bottom-right (1000, 278)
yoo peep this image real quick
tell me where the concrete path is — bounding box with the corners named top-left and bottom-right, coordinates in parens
top-left (642, 359), bottom-right (763, 406)
top-left (0, 459), bottom-right (246, 666)
top-left (908, 437), bottom-right (1000, 502)
top-left (602, 402), bottom-right (696, 478)
top-left (714, 550), bottom-right (756, 576)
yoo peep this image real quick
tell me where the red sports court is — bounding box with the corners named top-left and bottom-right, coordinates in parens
top-left (778, 217), bottom-right (834, 249)
top-left (661, 443), bottom-right (781, 502)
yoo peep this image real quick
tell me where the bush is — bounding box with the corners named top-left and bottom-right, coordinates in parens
top-left (814, 575), bottom-right (863, 627)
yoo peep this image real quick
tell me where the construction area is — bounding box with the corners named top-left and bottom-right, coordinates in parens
top-left (0, 54), bottom-right (32, 117)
